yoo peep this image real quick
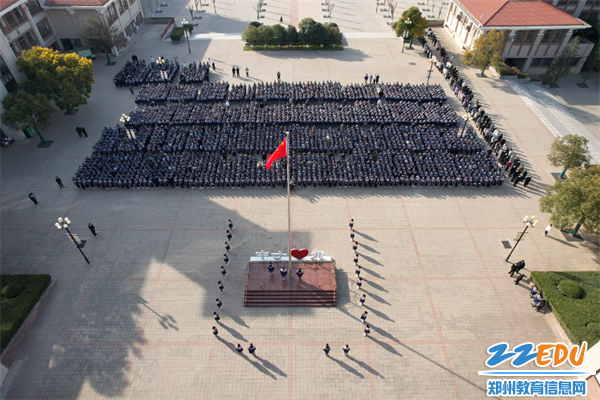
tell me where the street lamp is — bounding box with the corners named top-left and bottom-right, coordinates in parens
top-left (426, 58), bottom-right (435, 87)
top-left (119, 114), bottom-right (136, 139)
top-left (505, 215), bottom-right (538, 262)
top-left (460, 113), bottom-right (472, 137)
top-left (406, 18), bottom-right (413, 49)
top-left (55, 217), bottom-right (90, 264)
top-left (182, 19), bottom-right (191, 54)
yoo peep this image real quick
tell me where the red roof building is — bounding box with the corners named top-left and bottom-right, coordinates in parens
top-left (444, 0), bottom-right (594, 74)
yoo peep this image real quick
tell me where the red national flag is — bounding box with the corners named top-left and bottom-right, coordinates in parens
top-left (265, 138), bottom-right (287, 170)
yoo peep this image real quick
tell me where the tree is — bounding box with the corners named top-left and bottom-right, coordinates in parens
top-left (257, 25), bottom-right (272, 44)
top-left (539, 165), bottom-right (600, 236)
top-left (462, 29), bottom-right (504, 76)
top-left (580, 47), bottom-right (599, 84)
top-left (17, 47), bottom-right (94, 113)
top-left (271, 24), bottom-right (286, 44)
top-left (546, 37), bottom-right (581, 85)
top-left (285, 24), bottom-right (298, 44)
top-left (298, 18), bottom-right (328, 45)
top-left (547, 134), bottom-right (591, 178)
top-left (1, 91), bottom-right (56, 144)
top-left (395, 6), bottom-right (428, 48)
top-left (242, 25), bottom-right (259, 44)
top-left (326, 23), bottom-right (342, 44)
top-left (79, 17), bottom-right (121, 63)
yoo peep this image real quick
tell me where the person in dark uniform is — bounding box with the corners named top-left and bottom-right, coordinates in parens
top-left (323, 343), bottom-right (331, 355)
top-left (88, 223), bottom-right (97, 236)
top-left (296, 268), bottom-right (303, 280)
top-left (359, 294), bottom-right (366, 306)
top-left (514, 273), bottom-right (525, 285)
top-left (76, 127), bottom-right (83, 138)
top-left (228, 219), bottom-right (233, 230)
top-left (267, 262), bottom-right (275, 275)
top-left (216, 298), bottom-right (223, 310)
top-left (213, 311), bottom-right (221, 324)
top-left (360, 311), bottom-right (368, 324)
top-left (55, 176), bottom-right (65, 188)
top-left (343, 344), bottom-right (351, 356)
top-left (218, 281), bottom-right (224, 293)
top-left (235, 344), bottom-right (243, 353)
top-left (81, 127), bottom-right (88, 137)
top-left (224, 254), bottom-right (229, 265)
top-left (364, 324), bottom-right (370, 337)
top-left (212, 326), bottom-right (218, 336)
top-left (248, 343), bottom-right (256, 355)
top-left (280, 267), bottom-right (288, 280)
top-left (227, 230), bottom-right (232, 241)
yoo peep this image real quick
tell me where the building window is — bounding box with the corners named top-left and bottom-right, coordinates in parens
top-left (0, 7), bottom-right (26, 35)
top-left (129, 0), bottom-right (136, 5)
top-left (524, 31), bottom-right (536, 44)
top-left (10, 30), bottom-right (38, 57)
top-left (567, 0), bottom-right (578, 4)
top-left (121, 0), bottom-right (129, 12)
top-left (552, 30), bottom-right (565, 44)
top-left (60, 38), bottom-right (83, 51)
top-left (530, 58), bottom-right (542, 67)
top-left (541, 30), bottom-right (553, 43)
top-left (107, 3), bottom-right (118, 24)
top-left (541, 58), bottom-right (553, 66)
top-left (514, 31), bottom-right (525, 43)
top-left (36, 18), bottom-right (53, 39)
top-left (557, 0), bottom-right (567, 5)
top-left (26, 0), bottom-right (42, 16)
top-left (0, 55), bottom-right (18, 93)
top-left (570, 57), bottom-right (581, 66)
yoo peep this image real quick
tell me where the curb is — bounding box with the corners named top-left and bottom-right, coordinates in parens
top-left (0, 278), bottom-right (56, 370)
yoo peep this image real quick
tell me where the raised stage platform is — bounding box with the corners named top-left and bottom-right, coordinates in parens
top-left (244, 261), bottom-right (337, 307)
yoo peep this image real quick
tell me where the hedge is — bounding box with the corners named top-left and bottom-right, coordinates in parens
top-left (531, 271), bottom-right (600, 347)
top-left (1, 274), bottom-right (51, 352)
top-left (170, 27), bottom-right (184, 41)
top-left (491, 61), bottom-right (513, 76)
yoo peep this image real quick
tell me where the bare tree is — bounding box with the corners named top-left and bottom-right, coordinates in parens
top-left (253, 2), bottom-right (261, 20)
top-left (328, 2), bottom-right (335, 23)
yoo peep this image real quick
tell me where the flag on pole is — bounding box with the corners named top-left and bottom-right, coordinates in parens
top-left (265, 138), bottom-right (287, 170)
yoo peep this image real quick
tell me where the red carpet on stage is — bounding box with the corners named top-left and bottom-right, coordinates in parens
top-left (244, 261), bottom-right (337, 307)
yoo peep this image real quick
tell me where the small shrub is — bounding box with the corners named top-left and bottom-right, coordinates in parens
top-left (492, 61), bottom-right (512, 76)
top-left (248, 21), bottom-right (261, 28)
top-left (510, 66), bottom-right (520, 75)
top-left (540, 72), bottom-right (553, 85)
top-left (588, 322), bottom-right (600, 337)
top-left (391, 21), bottom-right (398, 30)
top-left (558, 279), bottom-right (582, 299)
top-left (2, 283), bottom-right (23, 299)
top-left (518, 72), bottom-right (529, 79)
top-left (170, 27), bottom-right (184, 41)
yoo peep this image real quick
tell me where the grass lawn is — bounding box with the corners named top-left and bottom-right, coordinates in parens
top-left (244, 44), bottom-right (343, 51)
top-left (531, 271), bottom-right (600, 347)
top-left (1, 274), bottom-right (52, 352)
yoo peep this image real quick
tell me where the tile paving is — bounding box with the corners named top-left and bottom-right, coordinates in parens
top-left (1, 5), bottom-right (599, 399)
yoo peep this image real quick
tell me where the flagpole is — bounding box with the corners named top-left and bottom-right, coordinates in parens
top-left (286, 131), bottom-right (291, 272)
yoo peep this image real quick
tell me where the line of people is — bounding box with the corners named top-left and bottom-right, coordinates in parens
top-left (509, 260), bottom-right (545, 312)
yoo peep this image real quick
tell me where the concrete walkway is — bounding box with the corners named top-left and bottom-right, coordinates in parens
top-left (507, 80), bottom-right (600, 164)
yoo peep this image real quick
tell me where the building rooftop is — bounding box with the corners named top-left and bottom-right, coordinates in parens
top-left (457, 0), bottom-right (588, 27)
top-left (43, 0), bottom-right (111, 7)
top-left (0, 0), bottom-right (24, 14)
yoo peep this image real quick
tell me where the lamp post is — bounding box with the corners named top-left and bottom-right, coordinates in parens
top-left (182, 19), bottom-right (191, 54)
top-left (460, 113), bottom-right (472, 137)
top-left (505, 215), bottom-right (538, 262)
top-left (406, 18), bottom-right (413, 49)
top-left (426, 58), bottom-right (435, 86)
top-left (120, 114), bottom-right (136, 139)
top-left (55, 217), bottom-right (90, 264)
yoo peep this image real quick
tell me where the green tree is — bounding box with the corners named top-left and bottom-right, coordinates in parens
top-left (298, 18), bottom-right (328, 45)
top-left (462, 29), bottom-right (505, 76)
top-left (539, 165), bottom-right (600, 236)
top-left (1, 91), bottom-right (56, 144)
top-left (580, 47), bottom-right (599, 84)
top-left (285, 24), bottom-right (298, 44)
top-left (242, 25), bottom-right (259, 44)
top-left (271, 24), bottom-right (286, 44)
top-left (79, 17), bottom-right (121, 63)
top-left (546, 37), bottom-right (581, 85)
top-left (248, 21), bottom-right (261, 28)
top-left (394, 6), bottom-right (428, 48)
top-left (326, 23), bottom-right (342, 44)
top-left (257, 25), bottom-right (273, 44)
top-left (547, 134), bottom-right (591, 178)
top-left (17, 47), bottom-right (94, 113)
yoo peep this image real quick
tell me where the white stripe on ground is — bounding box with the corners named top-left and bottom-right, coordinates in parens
top-left (507, 81), bottom-right (600, 164)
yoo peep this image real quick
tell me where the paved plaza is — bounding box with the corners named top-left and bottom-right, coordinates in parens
top-left (1, 3), bottom-right (600, 399)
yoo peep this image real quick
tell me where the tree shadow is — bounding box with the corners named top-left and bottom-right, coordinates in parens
top-left (546, 235), bottom-right (579, 248)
